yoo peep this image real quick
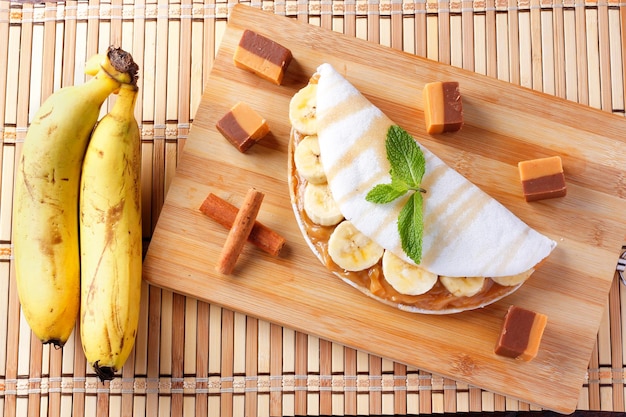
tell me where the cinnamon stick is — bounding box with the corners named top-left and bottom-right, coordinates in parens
top-left (200, 193), bottom-right (285, 256)
top-left (216, 189), bottom-right (265, 274)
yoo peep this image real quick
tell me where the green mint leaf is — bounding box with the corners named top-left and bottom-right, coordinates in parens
top-left (365, 125), bottom-right (426, 265)
top-left (386, 125), bottom-right (426, 188)
top-left (398, 192), bottom-right (423, 264)
top-left (366, 180), bottom-right (408, 204)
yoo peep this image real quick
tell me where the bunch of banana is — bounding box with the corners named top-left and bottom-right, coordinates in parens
top-left (12, 47), bottom-right (138, 348)
top-left (79, 81), bottom-right (142, 382)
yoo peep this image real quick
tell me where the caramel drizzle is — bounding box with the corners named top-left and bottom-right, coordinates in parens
top-left (317, 80), bottom-right (542, 277)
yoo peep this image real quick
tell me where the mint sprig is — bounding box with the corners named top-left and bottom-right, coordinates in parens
top-left (365, 125), bottom-right (426, 264)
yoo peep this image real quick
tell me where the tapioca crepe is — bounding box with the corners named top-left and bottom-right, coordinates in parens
top-left (315, 63), bottom-right (556, 278)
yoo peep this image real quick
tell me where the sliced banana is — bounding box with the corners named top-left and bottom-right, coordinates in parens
top-left (439, 276), bottom-right (485, 298)
top-left (328, 220), bottom-right (384, 272)
top-left (491, 269), bottom-right (534, 286)
top-left (294, 135), bottom-right (326, 184)
top-left (381, 250), bottom-right (438, 296)
top-left (289, 83), bottom-right (317, 135)
top-left (303, 183), bottom-right (344, 226)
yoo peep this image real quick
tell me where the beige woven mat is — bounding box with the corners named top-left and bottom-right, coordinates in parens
top-left (1, 0), bottom-right (625, 415)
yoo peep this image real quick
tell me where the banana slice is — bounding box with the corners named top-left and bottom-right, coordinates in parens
top-left (381, 250), bottom-right (438, 295)
top-left (289, 83), bottom-right (317, 135)
top-left (303, 182), bottom-right (344, 226)
top-left (491, 269), bottom-right (534, 286)
top-left (328, 220), bottom-right (384, 271)
top-left (439, 276), bottom-right (485, 298)
top-left (294, 135), bottom-right (326, 184)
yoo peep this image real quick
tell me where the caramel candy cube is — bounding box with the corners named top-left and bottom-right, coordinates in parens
top-left (495, 305), bottom-right (548, 361)
top-left (216, 102), bottom-right (270, 153)
top-left (422, 81), bottom-right (463, 134)
top-left (233, 30), bottom-right (293, 85)
top-left (518, 156), bottom-right (567, 202)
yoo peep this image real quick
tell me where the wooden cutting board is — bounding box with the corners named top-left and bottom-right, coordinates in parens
top-left (143, 4), bottom-right (626, 412)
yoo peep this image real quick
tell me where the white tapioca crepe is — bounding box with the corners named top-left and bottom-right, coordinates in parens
top-left (315, 63), bottom-right (556, 278)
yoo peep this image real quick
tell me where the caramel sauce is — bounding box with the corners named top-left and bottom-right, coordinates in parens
top-left (288, 130), bottom-right (519, 313)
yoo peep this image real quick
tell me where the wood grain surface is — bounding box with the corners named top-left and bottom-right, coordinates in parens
top-left (142, 4), bottom-right (626, 413)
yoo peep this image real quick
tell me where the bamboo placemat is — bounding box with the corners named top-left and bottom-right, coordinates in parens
top-left (0, 0), bottom-right (625, 416)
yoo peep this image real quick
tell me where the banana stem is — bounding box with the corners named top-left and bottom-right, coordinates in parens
top-left (86, 71), bottom-right (124, 103)
top-left (110, 83), bottom-right (139, 118)
top-left (84, 47), bottom-right (138, 87)
top-left (102, 46), bottom-right (139, 87)
top-left (82, 47), bottom-right (138, 103)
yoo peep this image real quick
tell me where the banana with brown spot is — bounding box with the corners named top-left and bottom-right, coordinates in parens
top-left (12, 47), bottom-right (138, 347)
top-left (79, 82), bottom-right (142, 381)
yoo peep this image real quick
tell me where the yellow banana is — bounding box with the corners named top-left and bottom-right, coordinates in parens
top-left (79, 82), bottom-right (142, 381)
top-left (12, 47), bottom-right (138, 347)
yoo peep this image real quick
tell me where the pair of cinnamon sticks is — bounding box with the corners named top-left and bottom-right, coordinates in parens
top-left (200, 189), bottom-right (285, 274)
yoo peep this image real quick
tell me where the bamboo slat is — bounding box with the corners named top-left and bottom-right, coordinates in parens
top-left (1, 1), bottom-right (625, 416)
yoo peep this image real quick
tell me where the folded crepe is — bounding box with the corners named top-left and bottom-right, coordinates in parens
top-left (315, 63), bottom-right (556, 278)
